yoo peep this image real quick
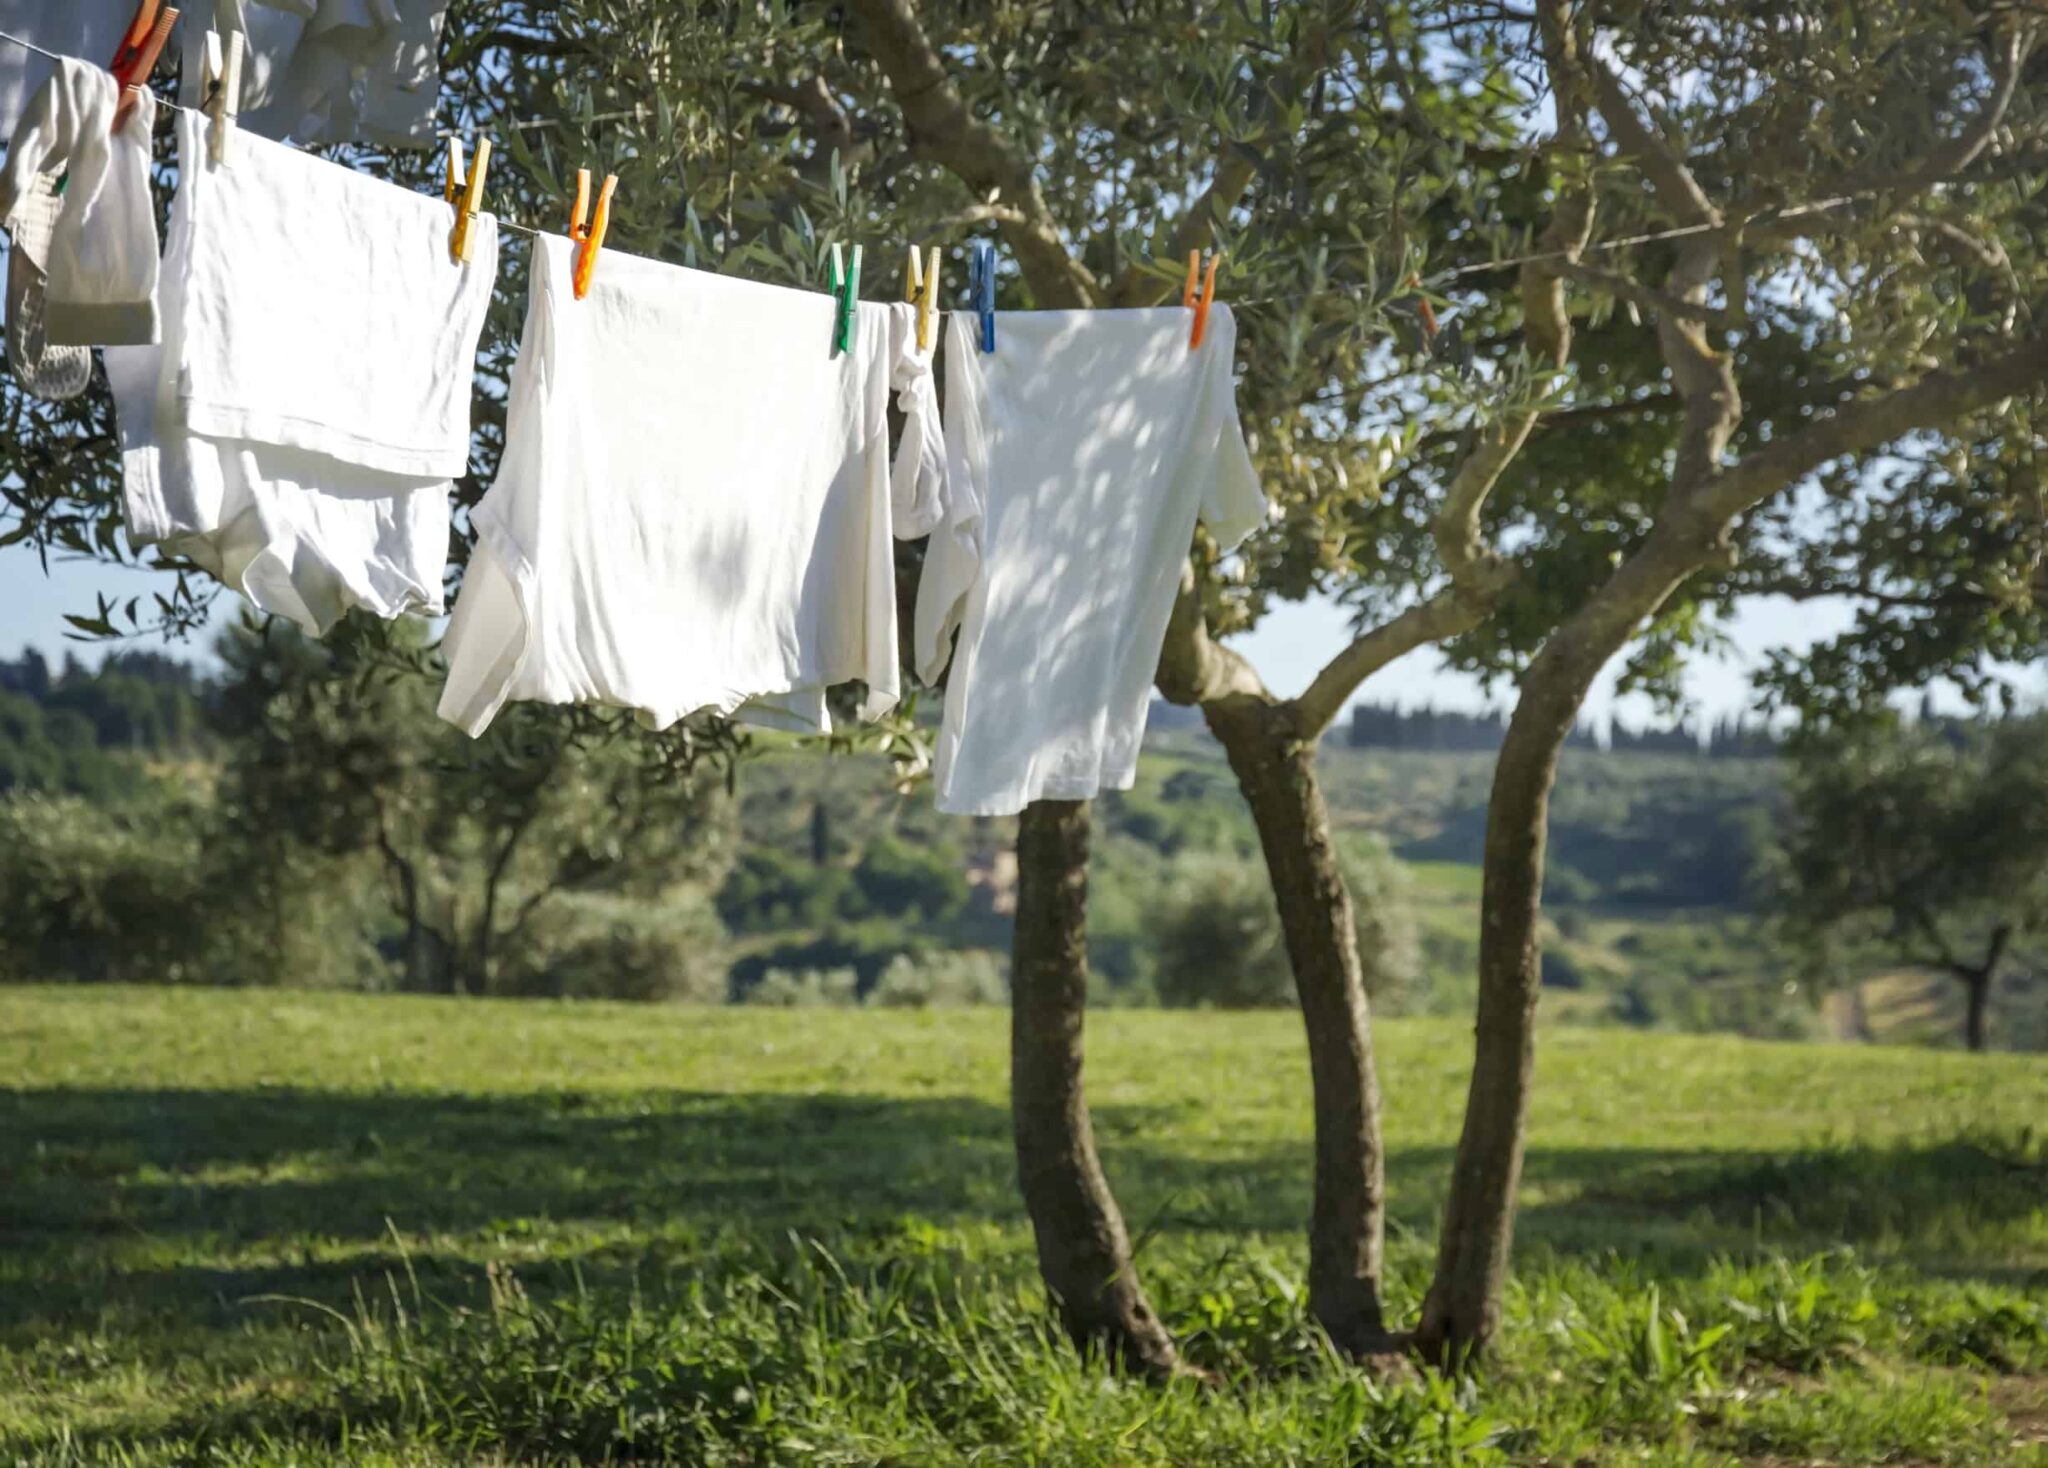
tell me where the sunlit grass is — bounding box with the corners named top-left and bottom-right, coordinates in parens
top-left (4, 986), bottom-right (2045, 1463)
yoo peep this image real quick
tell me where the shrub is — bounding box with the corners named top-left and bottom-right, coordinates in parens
top-left (0, 792), bottom-right (221, 984)
top-left (1154, 840), bottom-right (1420, 1010)
top-left (742, 967), bottom-right (862, 1006)
top-left (715, 846), bottom-right (852, 933)
top-left (868, 949), bottom-right (1007, 1007)
top-left (503, 890), bottom-right (730, 1002)
top-left (850, 835), bottom-right (971, 922)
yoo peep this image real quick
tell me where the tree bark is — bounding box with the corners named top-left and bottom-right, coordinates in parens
top-left (1205, 696), bottom-right (1394, 1355)
top-left (1010, 799), bottom-right (1182, 1376)
top-left (1415, 615), bottom-right (1661, 1365)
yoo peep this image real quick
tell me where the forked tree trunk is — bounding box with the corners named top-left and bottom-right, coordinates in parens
top-left (1010, 799), bottom-right (1182, 1376)
top-left (1205, 696), bottom-right (1393, 1356)
top-left (1955, 923), bottom-right (2010, 1053)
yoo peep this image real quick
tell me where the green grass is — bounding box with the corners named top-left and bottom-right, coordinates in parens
top-left (4, 986), bottom-right (2046, 1464)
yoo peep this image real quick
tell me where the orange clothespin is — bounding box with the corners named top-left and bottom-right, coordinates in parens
top-left (109, 0), bottom-right (178, 133)
top-left (905, 244), bottom-right (939, 352)
top-left (1183, 248), bottom-right (1220, 349)
top-left (1407, 273), bottom-right (1440, 339)
top-left (569, 167), bottom-right (618, 301)
top-left (444, 136), bottom-right (490, 265)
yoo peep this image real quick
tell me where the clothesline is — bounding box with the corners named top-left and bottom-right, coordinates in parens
top-left (0, 25), bottom-right (1860, 311)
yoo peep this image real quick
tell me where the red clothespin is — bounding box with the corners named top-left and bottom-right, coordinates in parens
top-left (109, 0), bottom-right (179, 134)
top-left (1184, 249), bottom-right (1220, 350)
top-left (569, 167), bottom-right (618, 300)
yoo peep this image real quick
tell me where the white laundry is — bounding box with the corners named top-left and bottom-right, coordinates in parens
top-left (915, 306), bottom-right (1268, 817)
top-left (106, 108), bottom-right (495, 635)
top-left (438, 235), bottom-right (944, 739)
top-left (177, 0), bottom-right (449, 150)
top-left (0, 56), bottom-right (157, 402)
top-left (0, 0), bottom-right (130, 141)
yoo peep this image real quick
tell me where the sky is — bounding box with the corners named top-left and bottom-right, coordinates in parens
top-left (1, 539), bottom-right (1898, 729)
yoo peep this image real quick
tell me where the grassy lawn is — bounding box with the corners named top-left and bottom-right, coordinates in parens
top-left (3, 985), bottom-right (2046, 1464)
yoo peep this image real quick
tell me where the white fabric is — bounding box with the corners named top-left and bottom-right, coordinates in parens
top-left (0, 0), bottom-right (130, 142)
top-left (177, 0), bottom-right (448, 150)
top-left (438, 234), bottom-right (944, 739)
top-left (0, 57), bottom-right (158, 357)
top-left (916, 306), bottom-right (1267, 816)
top-left (107, 109), bottom-right (495, 634)
top-left (4, 174), bottom-right (88, 397)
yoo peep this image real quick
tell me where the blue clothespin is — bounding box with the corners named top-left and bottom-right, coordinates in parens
top-left (969, 241), bottom-right (996, 353)
top-left (830, 243), bottom-right (862, 354)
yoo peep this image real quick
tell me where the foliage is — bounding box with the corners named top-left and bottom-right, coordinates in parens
top-left (0, 792), bottom-right (221, 985)
top-left (740, 966), bottom-right (863, 1008)
top-left (868, 950), bottom-right (1009, 1008)
top-left (210, 616), bottom-right (736, 997)
top-left (4, 988), bottom-right (2047, 1463)
top-left (497, 891), bottom-right (730, 1003)
top-left (0, 650), bottom-right (211, 798)
top-left (1154, 841), bottom-right (1420, 1010)
top-left (1774, 714), bottom-right (2048, 1047)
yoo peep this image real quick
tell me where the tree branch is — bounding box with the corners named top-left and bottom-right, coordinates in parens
top-left (1154, 564), bottom-right (1271, 706)
top-left (1554, 259), bottom-right (1727, 326)
top-left (1751, 24), bottom-right (2040, 245)
top-left (1582, 48), bottom-right (1720, 230)
top-left (1699, 328), bottom-right (2048, 526)
top-left (1282, 0), bottom-right (1592, 737)
top-left (845, 0), bottom-right (1102, 307)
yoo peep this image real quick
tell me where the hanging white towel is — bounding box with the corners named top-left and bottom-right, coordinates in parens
top-left (915, 306), bottom-right (1268, 817)
top-left (437, 235), bottom-right (944, 738)
top-left (0, 55), bottom-right (158, 402)
top-left (106, 108), bottom-right (495, 634)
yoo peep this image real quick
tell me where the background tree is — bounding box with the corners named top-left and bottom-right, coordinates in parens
top-left (212, 617), bottom-right (735, 997)
top-left (1776, 716), bottom-right (2048, 1053)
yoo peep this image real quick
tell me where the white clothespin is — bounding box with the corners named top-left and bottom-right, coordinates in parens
top-left (202, 28), bottom-right (244, 164)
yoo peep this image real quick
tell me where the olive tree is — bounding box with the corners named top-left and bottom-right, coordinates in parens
top-left (1405, 0), bottom-right (2048, 1361)
top-left (1776, 717), bottom-right (2048, 1053)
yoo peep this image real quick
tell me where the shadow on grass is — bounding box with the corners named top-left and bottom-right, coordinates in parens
top-left (3, 1086), bottom-right (2040, 1338)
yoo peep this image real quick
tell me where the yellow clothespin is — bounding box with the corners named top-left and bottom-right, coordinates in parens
top-left (201, 27), bottom-right (243, 164)
top-left (569, 167), bottom-right (618, 301)
top-left (444, 136), bottom-right (490, 265)
top-left (904, 244), bottom-right (939, 352)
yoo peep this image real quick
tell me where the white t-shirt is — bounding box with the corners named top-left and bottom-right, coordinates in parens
top-left (916, 306), bottom-right (1267, 816)
top-left (437, 234), bottom-right (943, 738)
top-left (106, 109), bottom-right (496, 634)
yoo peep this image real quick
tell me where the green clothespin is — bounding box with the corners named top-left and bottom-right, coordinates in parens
top-left (830, 243), bottom-right (862, 355)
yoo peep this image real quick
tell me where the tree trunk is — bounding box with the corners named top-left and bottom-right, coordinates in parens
top-left (1415, 645), bottom-right (1602, 1366)
top-left (1010, 798), bottom-right (1182, 1377)
top-left (1956, 923), bottom-right (2010, 1053)
top-left (1963, 970), bottom-right (1991, 1053)
top-left (1205, 696), bottom-right (1393, 1356)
